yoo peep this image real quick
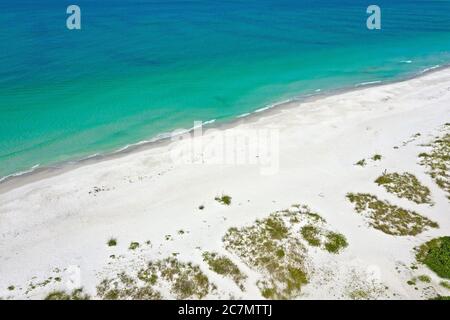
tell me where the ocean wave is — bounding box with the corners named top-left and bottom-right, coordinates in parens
top-left (237, 113), bottom-right (251, 118)
top-left (400, 60), bottom-right (413, 64)
top-left (0, 164), bottom-right (40, 183)
top-left (355, 80), bottom-right (382, 87)
top-left (420, 65), bottom-right (441, 74)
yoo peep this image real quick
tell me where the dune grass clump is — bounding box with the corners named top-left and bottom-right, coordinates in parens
top-left (417, 275), bottom-right (431, 283)
top-left (300, 225), bottom-right (348, 254)
top-left (374, 172), bottom-right (432, 204)
top-left (141, 258), bottom-right (214, 299)
top-left (430, 295), bottom-right (450, 300)
top-left (324, 232), bottom-right (348, 254)
top-left (355, 159), bottom-right (366, 167)
top-left (45, 288), bottom-right (90, 300)
top-left (97, 272), bottom-right (161, 300)
top-left (418, 128), bottom-right (450, 199)
top-left (107, 238), bottom-right (117, 247)
top-left (440, 281), bottom-right (450, 290)
top-left (372, 154), bottom-right (382, 161)
top-left (300, 225), bottom-right (321, 247)
top-left (415, 237), bottom-right (450, 279)
top-left (129, 242), bottom-right (140, 250)
top-left (222, 204), bottom-right (350, 299)
top-left (202, 252), bottom-right (247, 291)
top-left (215, 195), bottom-right (232, 206)
top-left (346, 193), bottom-right (438, 236)
top-left (223, 211), bottom-right (307, 299)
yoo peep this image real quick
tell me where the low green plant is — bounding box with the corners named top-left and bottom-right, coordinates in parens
top-left (107, 238), bottom-right (117, 247)
top-left (440, 281), bottom-right (450, 290)
top-left (346, 193), bottom-right (438, 236)
top-left (45, 288), bottom-right (90, 300)
top-left (418, 128), bottom-right (450, 199)
top-left (324, 232), bottom-right (348, 254)
top-left (129, 242), bottom-right (140, 250)
top-left (300, 225), bottom-right (321, 247)
top-left (372, 154), bottom-right (382, 161)
top-left (355, 159), bottom-right (366, 167)
top-left (416, 237), bottom-right (450, 279)
top-left (417, 275), bottom-right (431, 283)
top-left (430, 295), bottom-right (450, 300)
top-left (215, 195), bottom-right (232, 205)
top-left (202, 252), bottom-right (247, 291)
top-left (374, 172), bottom-right (432, 204)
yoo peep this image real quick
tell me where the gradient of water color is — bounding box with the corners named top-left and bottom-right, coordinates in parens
top-left (1, 0), bottom-right (450, 179)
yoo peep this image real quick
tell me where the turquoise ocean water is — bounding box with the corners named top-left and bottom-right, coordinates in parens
top-left (1, 0), bottom-right (450, 179)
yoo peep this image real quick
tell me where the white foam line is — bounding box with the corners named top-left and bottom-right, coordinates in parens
top-left (0, 164), bottom-right (40, 183)
top-left (355, 80), bottom-right (382, 87)
top-left (421, 65), bottom-right (441, 74)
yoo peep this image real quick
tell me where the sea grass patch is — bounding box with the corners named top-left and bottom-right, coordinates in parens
top-left (374, 172), bottom-right (432, 204)
top-left (346, 193), bottom-right (438, 236)
top-left (415, 237), bottom-right (450, 279)
top-left (223, 205), bottom-right (348, 299)
top-left (418, 126), bottom-right (450, 199)
top-left (202, 252), bottom-right (247, 291)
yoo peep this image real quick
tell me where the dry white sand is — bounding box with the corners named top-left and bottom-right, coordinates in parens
top-left (1, 68), bottom-right (449, 300)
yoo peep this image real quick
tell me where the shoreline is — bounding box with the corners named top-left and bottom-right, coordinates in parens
top-left (0, 63), bottom-right (448, 194)
top-left (1, 64), bottom-right (449, 299)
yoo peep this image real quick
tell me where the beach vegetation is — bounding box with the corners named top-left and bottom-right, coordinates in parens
top-left (7, 285), bottom-right (14, 291)
top-left (430, 295), bottom-right (450, 300)
top-left (97, 272), bottom-right (162, 300)
top-left (223, 204), bottom-right (348, 299)
top-left (418, 128), bottom-right (450, 199)
top-left (199, 205), bottom-right (205, 210)
top-left (374, 172), bottom-right (432, 204)
top-left (202, 252), bottom-right (247, 291)
top-left (407, 279), bottom-right (416, 286)
top-left (107, 238), bottom-right (117, 247)
top-left (415, 237), bottom-right (450, 279)
top-left (346, 193), bottom-right (438, 236)
top-left (324, 232), bottom-right (348, 254)
top-left (300, 225), bottom-right (321, 247)
top-left (223, 211), bottom-right (307, 299)
top-left (215, 195), bottom-right (232, 205)
top-left (141, 258), bottom-right (214, 299)
top-left (45, 288), bottom-right (90, 300)
top-left (372, 154), bottom-right (382, 161)
top-left (129, 242), bottom-right (140, 250)
top-left (417, 275), bottom-right (431, 283)
top-left (440, 281), bottom-right (450, 290)
top-left (355, 159), bottom-right (366, 167)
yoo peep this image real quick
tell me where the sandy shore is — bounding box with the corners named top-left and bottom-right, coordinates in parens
top-left (1, 68), bottom-right (449, 300)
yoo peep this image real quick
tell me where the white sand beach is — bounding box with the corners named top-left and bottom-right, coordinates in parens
top-left (1, 68), bottom-right (449, 300)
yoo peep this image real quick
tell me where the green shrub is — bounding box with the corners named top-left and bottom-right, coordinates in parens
top-left (129, 242), bottom-right (140, 250)
top-left (215, 195), bottom-right (232, 205)
top-left (324, 232), bottom-right (348, 254)
top-left (416, 237), bottom-right (450, 279)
